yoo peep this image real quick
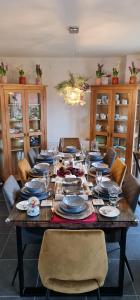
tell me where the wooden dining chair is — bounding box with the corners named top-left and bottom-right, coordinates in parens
top-left (58, 137), bottom-right (81, 152)
top-left (38, 229), bottom-right (108, 300)
top-left (18, 158), bottom-right (31, 184)
top-left (27, 148), bottom-right (37, 167)
top-left (106, 173), bottom-right (140, 282)
top-left (110, 157), bottom-right (127, 186)
top-left (133, 151), bottom-right (140, 177)
top-left (103, 147), bottom-right (116, 168)
top-left (2, 175), bottom-right (44, 286)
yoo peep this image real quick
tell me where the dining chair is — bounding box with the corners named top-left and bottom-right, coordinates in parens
top-left (133, 151), bottom-right (140, 177)
top-left (106, 173), bottom-right (140, 282)
top-left (103, 147), bottom-right (116, 168)
top-left (18, 158), bottom-right (31, 185)
top-left (27, 148), bottom-right (37, 167)
top-left (38, 229), bottom-right (108, 300)
top-left (110, 157), bottom-right (127, 186)
top-left (2, 175), bottom-right (44, 286)
top-left (58, 137), bottom-right (81, 152)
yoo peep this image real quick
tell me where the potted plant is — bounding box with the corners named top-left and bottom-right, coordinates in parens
top-left (129, 62), bottom-right (140, 84)
top-left (95, 64), bottom-right (104, 85)
top-left (112, 67), bottom-right (119, 84)
top-left (35, 64), bottom-right (42, 84)
top-left (0, 62), bottom-right (8, 83)
top-left (17, 67), bottom-right (26, 84)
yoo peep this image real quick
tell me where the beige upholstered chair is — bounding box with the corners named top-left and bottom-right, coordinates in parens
top-left (58, 137), bottom-right (81, 152)
top-left (38, 229), bottom-right (108, 299)
top-left (18, 158), bottom-right (31, 184)
top-left (110, 157), bottom-right (127, 186)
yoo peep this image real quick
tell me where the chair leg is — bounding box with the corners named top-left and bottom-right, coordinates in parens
top-left (97, 288), bottom-right (101, 300)
top-left (11, 244), bottom-right (27, 286)
top-left (46, 288), bottom-right (50, 300)
top-left (124, 254), bottom-right (134, 282)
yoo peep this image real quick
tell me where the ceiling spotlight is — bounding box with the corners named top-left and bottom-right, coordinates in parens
top-left (68, 26), bottom-right (79, 34)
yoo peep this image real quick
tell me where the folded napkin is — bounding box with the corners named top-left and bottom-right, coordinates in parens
top-left (51, 212), bottom-right (97, 224)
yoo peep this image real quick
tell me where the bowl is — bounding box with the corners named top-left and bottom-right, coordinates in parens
top-left (25, 181), bottom-right (44, 192)
top-left (34, 163), bottom-right (50, 172)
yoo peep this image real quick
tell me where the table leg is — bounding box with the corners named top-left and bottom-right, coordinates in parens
top-left (16, 226), bottom-right (24, 296)
top-left (118, 228), bottom-right (127, 296)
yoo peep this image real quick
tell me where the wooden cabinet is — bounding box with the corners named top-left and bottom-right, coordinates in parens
top-left (90, 84), bottom-right (140, 173)
top-left (0, 84), bottom-right (47, 180)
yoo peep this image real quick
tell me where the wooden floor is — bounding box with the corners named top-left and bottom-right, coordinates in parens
top-left (0, 187), bottom-right (140, 300)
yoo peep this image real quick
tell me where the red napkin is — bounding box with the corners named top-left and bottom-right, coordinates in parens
top-left (51, 212), bottom-right (97, 224)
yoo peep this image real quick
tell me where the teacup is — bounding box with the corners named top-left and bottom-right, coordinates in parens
top-left (122, 99), bottom-right (128, 105)
top-left (96, 124), bottom-right (102, 131)
top-left (97, 98), bottom-right (102, 105)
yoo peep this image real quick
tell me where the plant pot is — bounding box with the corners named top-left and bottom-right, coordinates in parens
top-left (36, 77), bottom-right (42, 85)
top-left (19, 76), bottom-right (26, 84)
top-left (95, 77), bottom-right (102, 85)
top-left (129, 75), bottom-right (137, 84)
top-left (1, 75), bottom-right (7, 84)
top-left (112, 77), bottom-right (119, 84)
top-left (102, 76), bottom-right (109, 85)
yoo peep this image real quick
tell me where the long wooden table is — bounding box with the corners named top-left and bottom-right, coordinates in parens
top-left (8, 191), bottom-right (138, 297)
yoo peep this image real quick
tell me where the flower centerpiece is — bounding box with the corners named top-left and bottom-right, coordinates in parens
top-left (95, 64), bottom-right (105, 85)
top-left (112, 67), bottom-right (119, 84)
top-left (35, 64), bottom-right (42, 85)
top-left (0, 62), bottom-right (8, 83)
top-left (17, 67), bottom-right (26, 84)
top-left (129, 62), bottom-right (140, 84)
top-left (55, 72), bottom-right (90, 106)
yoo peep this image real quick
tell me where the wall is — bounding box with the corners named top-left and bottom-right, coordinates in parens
top-left (3, 56), bottom-right (126, 146)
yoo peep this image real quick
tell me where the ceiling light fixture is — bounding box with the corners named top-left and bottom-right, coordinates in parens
top-left (55, 26), bottom-right (90, 106)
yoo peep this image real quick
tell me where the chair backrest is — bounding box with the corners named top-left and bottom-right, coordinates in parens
top-left (110, 157), bottom-right (127, 186)
top-left (28, 148), bottom-right (36, 167)
top-left (122, 174), bottom-right (140, 212)
top-left (2, 175), bottom-right (20, 212)
top-left (133, 151), bottom-right (140, 176)
top-left (18, 158), bottom-right (31, 184)
top-left (38, 229), bottom-right (108, 294)
top-left (103, 147), bottom-right (116, 168)
top-left (58, 138), bottom-right (81, 152)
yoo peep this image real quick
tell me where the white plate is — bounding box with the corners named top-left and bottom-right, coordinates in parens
top-left (16, 200), bottom-right (29, 211)
top-left (99, 206), bottom-right (120, 218)
top-left (92, 162), bottom-right (108, 169)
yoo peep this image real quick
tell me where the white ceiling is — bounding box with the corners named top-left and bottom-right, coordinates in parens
top-left (1, 0), bottom-right (140, 57)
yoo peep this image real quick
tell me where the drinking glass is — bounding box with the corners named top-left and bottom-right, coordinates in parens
top-left (95, 171), bottom-right (102, 198)
top-left (43, 171), bottom-right (50, 191)
top-left (108, 186), bottom-right (119, 206)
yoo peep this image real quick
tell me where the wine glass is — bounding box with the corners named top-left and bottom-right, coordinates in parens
top-left (108, 186), bottom-right (119, 206)
top-left (43, 171), bottom-right (50, 191)
top-left (95, 170), bottom-right (102, 198)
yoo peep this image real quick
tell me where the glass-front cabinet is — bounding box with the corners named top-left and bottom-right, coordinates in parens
top-left (90, 85), bottom-right (140, 173)
top-left (0, 85), bottom-right (47, 180)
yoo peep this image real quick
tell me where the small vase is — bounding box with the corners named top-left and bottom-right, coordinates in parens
top-left (19, 76), bottom-right (26, 84)
top-left (1, 75), bottom-right (7, 84)
top-left (95, 77), bottom-right (101, 85)
top-left (112, 77), bottom-right (119, 85)
top-left (129, 75), bottom-right (137, 84)
top-left (36, 77), bottom-right (42, 85)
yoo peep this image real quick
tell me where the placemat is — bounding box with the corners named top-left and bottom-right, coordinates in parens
top-left (51, 212), bottom-right (97, 224)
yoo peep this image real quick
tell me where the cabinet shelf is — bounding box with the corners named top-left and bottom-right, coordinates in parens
top-left (115, 104), bottom-right (128, 107)
top-left (10, 119), bottom-right (23, 122)
top-left (29, 118), bottom-right (40, 121)
top-left (11, 148), bottom-right (24, 152)
top-left (96, 131), bottom-right (107, 136)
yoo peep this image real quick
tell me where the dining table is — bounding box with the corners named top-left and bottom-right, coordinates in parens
top-left (7, 154), bottom-right (139, 298)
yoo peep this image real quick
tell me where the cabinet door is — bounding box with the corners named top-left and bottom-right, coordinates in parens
top-left (25, 90), bottom-right (45, 152)
top-left (90, 89), bottom-right (112, 152)
top-left (111, 90), bottom-right (133, 165)
top-left (4, 89), bottom-right (26, 176)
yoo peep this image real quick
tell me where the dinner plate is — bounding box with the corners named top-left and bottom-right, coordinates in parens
top-left (16, 200), bottom-right (29, 211)
top-left (34, 163), bottom-right (50, 172)
top-left (20, 193), bottom-right (47, 201)
top-left (60, 201), bottom-right (87, 214)
top-left (54, 202), bottom-right (94, 220)
top-left (92, 162), bottom-right (109, 170)
top-left (99, 206), bottom-right (120, 218)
